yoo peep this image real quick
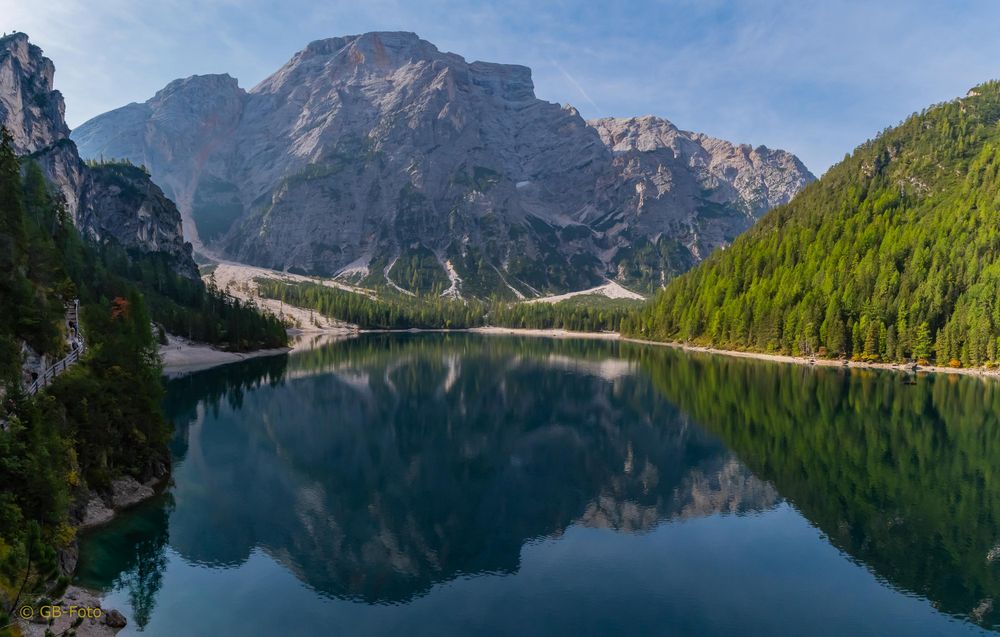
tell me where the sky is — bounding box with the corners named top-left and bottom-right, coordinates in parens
top-left (5, 0), bottom-right (1000, 175)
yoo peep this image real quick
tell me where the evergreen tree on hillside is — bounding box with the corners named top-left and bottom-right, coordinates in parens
top-left (623, 81), bottom-right (1000, 367)
top-left (0, 122), bottom-right (289, 619)
top-left (0, 131), bottom-right (66, 382)
top-left (253, 279), bottom-right (636, 332)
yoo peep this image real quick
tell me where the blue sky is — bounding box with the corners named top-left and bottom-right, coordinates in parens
top-left (6, 0), bottom-right (1000, 174)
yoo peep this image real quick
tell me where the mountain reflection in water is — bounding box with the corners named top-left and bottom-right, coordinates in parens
top-left (75, 334), bottom-right (1000, 634)
top-left (173, 336), bottom-right (777, 601)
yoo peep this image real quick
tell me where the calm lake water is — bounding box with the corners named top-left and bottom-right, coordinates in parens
top-left (75, 334), bottom-right (1000, 636)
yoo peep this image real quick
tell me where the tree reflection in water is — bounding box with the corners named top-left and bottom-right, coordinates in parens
top-left (633, 344), bottom-right (1000, 628)
top-left (76, 493), bottom-right (173, 630)
top-left (75, 334), bottom-right (1000, 631)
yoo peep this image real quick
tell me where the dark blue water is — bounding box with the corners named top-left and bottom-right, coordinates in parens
top-left (76, 334), bottom-right (1000, 635)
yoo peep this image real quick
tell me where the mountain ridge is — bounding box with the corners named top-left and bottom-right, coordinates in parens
top-left (73, 31), bottom-right (814, 297)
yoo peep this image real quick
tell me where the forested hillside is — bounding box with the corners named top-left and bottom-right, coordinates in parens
top-left (0, 125), bottom-right (283, 628)
top-left (624, 81), bottom-right (1000, 366)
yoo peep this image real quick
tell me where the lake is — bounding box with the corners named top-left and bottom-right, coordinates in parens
top-left (75, 333), bottom-right (1000, 635)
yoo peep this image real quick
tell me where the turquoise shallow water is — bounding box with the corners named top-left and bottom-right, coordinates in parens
top-left (76, 334), bottom-right (1000, 635)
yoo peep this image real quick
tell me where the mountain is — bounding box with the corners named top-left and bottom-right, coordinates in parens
top-left (589, 116), bottom-right (813, 281)
top-left (0, 32), bottom-right (197, 277)
top-left (625, 81), bottom-right (1000, 367)
top-left (72, 31), bottom-right (813, 297)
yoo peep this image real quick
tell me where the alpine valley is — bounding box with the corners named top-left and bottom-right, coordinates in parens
top-left (73, 31), bottom-right (814, 297)
top-left (10, 11), bottom-right (1000, 637)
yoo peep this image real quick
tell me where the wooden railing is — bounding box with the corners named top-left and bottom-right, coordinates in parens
top-left (24, 339), bottom-right (85, 396)
top-left (0, 302), bottom-right (85, 436)
top-left (23, 300), bottom-right (85, 396)
top-left (1, 344), bottom-right (83, 431)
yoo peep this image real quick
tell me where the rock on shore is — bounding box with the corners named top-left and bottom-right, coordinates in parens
top-left (78, 475), bottom-right (160, 531)
top-left (19, 586), bottom-right (127, 637)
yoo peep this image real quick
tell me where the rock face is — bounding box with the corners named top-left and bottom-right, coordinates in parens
top-left (0, 33), bottom-right (197, 278)
top-left (77, 474), bottom-right (163, 531)
top-left (589, 116), bottom-right (813, 269)
top-left (73, 31), bottom-right (814, 296)
top-left (0, 32), bottom-right (70, 154)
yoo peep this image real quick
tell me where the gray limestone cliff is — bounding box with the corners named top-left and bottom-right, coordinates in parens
top-left (73, 32), bottom-right (814, 296)
top-left (0, 33), bottom-right (197, 278)
top-left (589, 116), bottom-right (813, 268)
top-left (0, 32), bottom-right (69, 154)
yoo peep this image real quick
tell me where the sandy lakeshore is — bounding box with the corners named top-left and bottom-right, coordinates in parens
top-left (468, 326), bottom-right (622, 340)
top-left (158, 334), bottom-right (292, 376)
top-left (159, 330), bottom-right (355, 376)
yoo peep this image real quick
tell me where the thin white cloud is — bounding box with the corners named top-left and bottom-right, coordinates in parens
top-left (545, 56), bottom-right (602, 112)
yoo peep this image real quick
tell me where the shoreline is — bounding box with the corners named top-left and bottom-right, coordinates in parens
top-left (468, 326), bottom-right (621, 340)
top-left (369, 326), bottom-right (1000, 379)
top-left (159, 329), bottom-right (354, 377)
top-left (159, 335), bottom-right (291, 377)
top-left (25, 473), bottom-right (174, 637)
top-left (161, 325), bottom-right (1000, 381)
top-left (356, 326), bottom-right (622, 340)
top-left (619, 336), bottom-right (1000, 379)
top-left (471, 328), bottom-right (1000, 379)
top-left (357, 324), bottom-right (1000, 379)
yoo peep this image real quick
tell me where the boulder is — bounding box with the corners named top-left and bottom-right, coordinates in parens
top-left (78, 495), bottom-right (114, 529)
top-left (103, 609), bottom-right (127, 629)
top-left (109, 476), bottom-right (154, 510)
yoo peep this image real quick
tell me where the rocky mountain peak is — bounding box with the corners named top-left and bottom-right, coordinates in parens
top-left (255, 32), bottom-right (444, 93)
top-left (590, 115), bottom-right (683, 152)
top-left (146, 73), bottom-right (246, 142)
top-left (0, 31), bottom-right (70, 154)
top-left (304, 31), bottom-right (436, 61)
top-left (73, 32), bottom-right (815, 295)
top-left (590, 115), bottom-right (814, 217)
top-left (340, 31), bottom-right (444, 63)
top-left (254, 31), bottom-right (535, 105)
top-left (154, 73), bottom-right (243, 102)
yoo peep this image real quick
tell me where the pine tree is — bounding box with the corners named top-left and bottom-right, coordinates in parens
top-left (913, 322), bottom-right (932, 362)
